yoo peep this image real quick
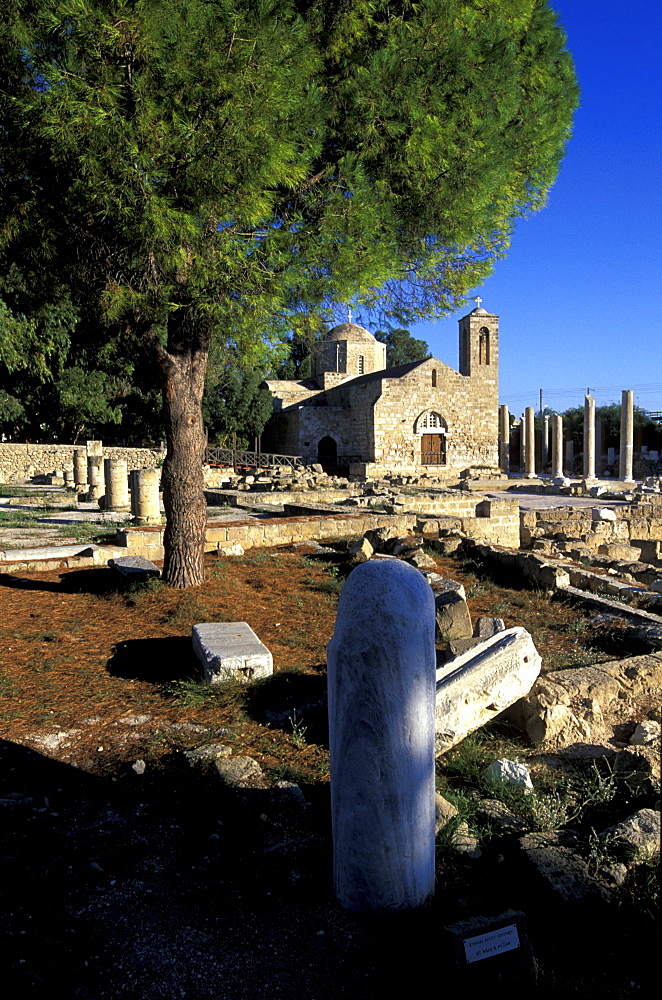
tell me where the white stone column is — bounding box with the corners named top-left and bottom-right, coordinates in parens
top-left (583, 394), bottom-right (596, 481)
top-left (552, 413), bottom-right (563, 481)
top-left (86, 455), bottom-right (104, 502)
top-left (524, 406), bottom-right (536, 477)
top-left (104, 458), bottom-right (130, 512)
top-left (73, 448), bottom-right (88, 490)
top-left (498, 404), bottom-right (510, 473)
top-left (327, 560), bottom-right (436, 911)
top-left (519, 417), bottom-right (525, 473)
top-left (619, 389), bottom-right (634, 482)
top-left (542, 414), bottom-right (550, 470)
top-left (130, 467), bottom-right (161, 524)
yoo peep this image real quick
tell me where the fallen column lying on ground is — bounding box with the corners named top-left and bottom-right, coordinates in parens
top-left (435, 626), bottom-right (542, 755)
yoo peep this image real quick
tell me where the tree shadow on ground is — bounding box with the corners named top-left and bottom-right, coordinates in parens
top-left (0, 568), bottom-right (126, 596)
top-left (0, 572), bottom-right (64, 593)
top-left (107, 636), bottom-right (198, 683)
top-left (246, 670), bottom-right (329, 748)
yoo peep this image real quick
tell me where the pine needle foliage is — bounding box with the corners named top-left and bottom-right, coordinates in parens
top-left (0, 0), bottom-right (578, 584)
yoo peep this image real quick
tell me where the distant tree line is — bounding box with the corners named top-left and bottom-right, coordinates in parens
top-left (1, 289), bottom-right (431, 448)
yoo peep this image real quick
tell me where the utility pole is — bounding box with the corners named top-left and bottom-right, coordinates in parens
top-left (539, 388), bottom-right (543, 416)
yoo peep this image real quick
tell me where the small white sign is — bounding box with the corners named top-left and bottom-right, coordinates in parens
top-left (463, 923), bottom-right (520, 964)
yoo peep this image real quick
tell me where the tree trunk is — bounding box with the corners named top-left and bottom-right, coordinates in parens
top-left (152, 313), bottom-right (210, 588)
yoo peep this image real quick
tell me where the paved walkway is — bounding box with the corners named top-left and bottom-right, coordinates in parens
top-left (484, 491), bottom-right (630, 511)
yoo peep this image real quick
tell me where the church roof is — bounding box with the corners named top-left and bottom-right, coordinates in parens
top-left (335, 357), bottom-right (429, 388)
top-left (325, 322), bottom-right (377, 343)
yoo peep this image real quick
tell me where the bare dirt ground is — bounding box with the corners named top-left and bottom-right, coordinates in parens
top-left (0, 544), bottom-right (658, 998)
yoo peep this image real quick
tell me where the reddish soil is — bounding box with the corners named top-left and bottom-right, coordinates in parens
top-left (0, 544), bottom-right (631, 776)
top-left (1, 544), bottom-right (657, 999)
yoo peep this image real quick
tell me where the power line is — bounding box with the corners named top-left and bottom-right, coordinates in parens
top-left (504, 382), bottom-right (662, 401)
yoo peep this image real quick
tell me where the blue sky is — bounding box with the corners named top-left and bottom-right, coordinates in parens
top-left (406, 0), bottom-right (662, 417)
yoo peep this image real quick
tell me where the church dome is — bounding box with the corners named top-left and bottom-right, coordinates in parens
top-left (325, 322), bottom-right (376, 343)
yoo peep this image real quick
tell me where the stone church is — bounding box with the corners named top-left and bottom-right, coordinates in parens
top-left (262, 306), bottom-right (500, 478)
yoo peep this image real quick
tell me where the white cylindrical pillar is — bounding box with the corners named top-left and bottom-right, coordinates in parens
top-left (552, 414), bottom-right (563, 481)
top-left (524, 407), bottom-right (536, 477)
top-left (583, 394), bottom-right (596, 481)
top-left (619, 389), bottom-right (634, 482)
top-left (499, 404), bottom-right (510, 473)
top-left (327, 560), bottom-right (436, 911)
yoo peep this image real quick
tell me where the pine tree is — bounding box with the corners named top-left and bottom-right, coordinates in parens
top-left (1, 1), bottom-right (578, 586)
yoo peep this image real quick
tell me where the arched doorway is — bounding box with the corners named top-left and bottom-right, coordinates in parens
top-left (317, 436), bottom-right (338, 470)
top-left (415, 412), bottom-right (447, 466)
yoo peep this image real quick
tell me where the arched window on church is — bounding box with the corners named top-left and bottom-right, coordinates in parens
top-left (358, 355), bottom-right (364, 374)
top-left (415, 411), bottom-right (446, 432)
top-left (431, 368), bottom-right (437, 387)
top-left (479, 327), bottom-right (490, 365)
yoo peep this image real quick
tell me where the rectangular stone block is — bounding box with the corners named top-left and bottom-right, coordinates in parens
top-left (192, 622), bottom-right (273, 684)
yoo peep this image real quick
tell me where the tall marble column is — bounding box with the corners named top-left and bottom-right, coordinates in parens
top-left (524, 407), bottom-right (536, 477)
top-left (583, 394), bottom-right (596, 481)
top-left (542, 414), bottom-right (550, 471)
top-left (498, 404), bottom-right (510, 473)
top-left (552, 414), bottom-right (563, 481)
top-left (518, 417), bottom-right (525, 473)
top-left (619, 389), bottom-right (634, 482)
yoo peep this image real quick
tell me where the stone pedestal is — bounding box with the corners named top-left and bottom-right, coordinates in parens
top-left (583, 394), bottom-right (596, 481)
top-left (130, 468), bottom-right (161, 524)
top-left (619, 389), bottom-right (634, 482)
top-left (499, 404), bottom-right (510, 473)
top-left (524, 407), bottom-right (536, 477)
top-left (86, 455), bottom-right (104, 503)
top-left (551, 414), bottom-right (563, 481)
top-left (104, 458), bottom-right (130, 512)
top-left (86, 440), bottom-right (103, 457)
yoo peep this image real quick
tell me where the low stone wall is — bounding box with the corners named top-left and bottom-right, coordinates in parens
top-left (520, 499), bottom-right (662, 551)
top-left (204, 489), bottom-right (359, 507)
top-left (117, 511), bottom-right (418, 562)
top-left (0, 443), bottom-right (164, 482)
top-left (465, 540), bottom-right (662, 612)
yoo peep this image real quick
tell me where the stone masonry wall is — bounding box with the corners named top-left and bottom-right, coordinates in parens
top-left (520, 499), bottom-right (662, 549)
top-left (0, 443), bottom-right (164, 482)
top-left (117, 511), bottom-right (418, 562)
top-left (117, 494), bottom-right (520, 561)
top-left (367, 357), bottom-right (497, 475)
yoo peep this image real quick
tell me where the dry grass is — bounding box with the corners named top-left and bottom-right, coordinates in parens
top-left (0, 542), bottom-right (654, 784)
